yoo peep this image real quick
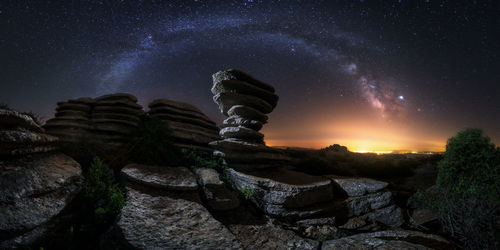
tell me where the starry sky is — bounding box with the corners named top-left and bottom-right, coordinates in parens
top-left (1, 0), bottom-right (499, 152)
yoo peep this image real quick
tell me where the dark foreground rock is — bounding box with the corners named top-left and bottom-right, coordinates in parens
top-left (117, 187), bottom-right (241, 249)
top-left (0, 153), bottom-right (82, 248)
top-left (321, 229), bottom-right (454, 250)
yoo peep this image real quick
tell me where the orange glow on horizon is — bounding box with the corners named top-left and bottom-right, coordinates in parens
top-left (262, 115), bottom-right (448, 152)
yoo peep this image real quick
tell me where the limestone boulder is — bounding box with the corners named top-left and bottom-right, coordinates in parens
top-left (117, 187), bottom-right (241, 249)
top-left (0, 153), bottom-right (82, 247)
top-left (194, 168), bottom-right (240, 211)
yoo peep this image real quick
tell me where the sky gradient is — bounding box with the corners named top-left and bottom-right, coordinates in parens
top-left (1, 0), bottom-right (499, 152)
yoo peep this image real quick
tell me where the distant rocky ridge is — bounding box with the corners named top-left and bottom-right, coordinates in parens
top-left (0, 108), bottom-right (82, 248)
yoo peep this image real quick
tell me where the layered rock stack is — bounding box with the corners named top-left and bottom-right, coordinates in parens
top-left (0, 108), bottom-right (58, 156)
top-left (0, 108), bottom-right (82, 248)
top-left (210, 69), bottom-right (290, 171)
top-left (44, 93), bottom-right (144, 148)
top-left (91, 94), bottom-right (144, 146)
top-left (148, 99), bottom-right (219, 152)
top-left (43, 97), bottom-right (94, 142)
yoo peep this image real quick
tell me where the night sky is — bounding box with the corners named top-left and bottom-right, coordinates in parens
top-left (1, 0), bottom-right (499, 152)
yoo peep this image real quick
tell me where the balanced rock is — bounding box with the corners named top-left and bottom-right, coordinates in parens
top-left (1, 108), bottom-right (58, 156)
top-left (148, 99), bottom-right (220, 152)
top-left (194, 168), bottom-right (240, 211)
top-left (329, 176), bottom-right (389, 197)
top-left (0, 153), bottom-right (82, 248)
top-left (209, 70), bottom-right (289, 171)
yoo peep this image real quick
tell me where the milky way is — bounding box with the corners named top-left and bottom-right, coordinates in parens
top-left (1, 1), bottom-right (499, 151)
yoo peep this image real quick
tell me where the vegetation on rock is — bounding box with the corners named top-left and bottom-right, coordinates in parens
top-left (410, 128), bottom-right (500, 249)
top-left (84, 156), bottom-right (126, 223)
top-left (128, 117), bottom-right (180, 165)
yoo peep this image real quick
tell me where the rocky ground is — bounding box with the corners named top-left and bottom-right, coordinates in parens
top-left (0, 70), bottom-right (456, 249)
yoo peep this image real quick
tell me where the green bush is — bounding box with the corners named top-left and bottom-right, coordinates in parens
top-left (84, 157), bottom-right (125, 223)
top-left (410, 128), bottom-right (500, 249)
top-left (128, 117), bottom-right (180, 165)
top-left (241, 186), bottom-right (255, 200)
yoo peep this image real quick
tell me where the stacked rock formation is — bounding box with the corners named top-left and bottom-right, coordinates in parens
top-left (91, 94), bottom-right (144, 146)
top-left (44, 93), bottom-right (144, 147)
top-left (43, 97), bottom-right (94, 142)
top-left (0, 108), bottom-right (82, 248)
top-left (210, 69), bottom-right (290, 171)
top-left (1, 108), bottom-right (58, 156)
top-left (148, 99), bottom-right (219, 152)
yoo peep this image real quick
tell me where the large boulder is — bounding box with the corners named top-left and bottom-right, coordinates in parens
top-left (118, 163), bottom-right (242, 249)
top-left (148, 99), bottom-right (220, 152)
top-left (0, 153), bottom-right (82, 247)
top-left (44, 98), bottom-right (94, 142)
top-left (227, 168), bottom-right (337, 219)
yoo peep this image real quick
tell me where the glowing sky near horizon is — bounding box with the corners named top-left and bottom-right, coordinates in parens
top-left (0, 1), bottom-right (499, 152)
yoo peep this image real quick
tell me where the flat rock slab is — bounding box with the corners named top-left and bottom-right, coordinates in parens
top-left (121, 164), bottom-right (198, 191)
top-left (0, 153), bottom-right (82, 242)
top-left (118, 187), bottom-right (241, 249)
top-left (227, 168), bottom-right (334, 210)
top-left (228, 221), bottom-right (318, 250)
top-left (212, 69), bottom-right (276, 93)
top-left (328, 176), bottom-right (389, 197)
top-left (322, 230), bottom-right (453, 250)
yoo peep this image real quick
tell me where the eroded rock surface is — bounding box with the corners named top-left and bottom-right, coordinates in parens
top-left (117, 188), bottom-right (241, 249)
top-left (0, 153), bottom-right (82, 247)
top-left (194, 167), bottom-right (240, 211)
top-left (121, 164), bottom-right (198, 191)
top-left (322, 230), bottom-right (453, 250)
top-left (148, 98), bottom-right (220, 152)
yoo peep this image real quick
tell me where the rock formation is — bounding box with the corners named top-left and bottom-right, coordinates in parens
top-left (209, 70), bottom-right (404, 239)
top-left (148, 99), bottom-right (219, 152)
top-left (0, 108), bottom-right (82, 248)
top-left (44, 93), bottom-right (144, 148)
top-left (210, 69), bottom-right (290, 171)
top-left (0, 109), bottom-right (58, 156)
top-left (117, 164), bottom-right (241, 249)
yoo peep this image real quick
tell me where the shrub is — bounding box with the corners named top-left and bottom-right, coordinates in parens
top-left (84, 157), bottom-right (125, 224)
top-left (128, 117), bottom-right (180, 166)
top-left (241, 186), bottom-right (255, 200)
top-left (410, 128), bottom-right (500, 249)
top-left (182, 149), bottom-right (224, 171)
